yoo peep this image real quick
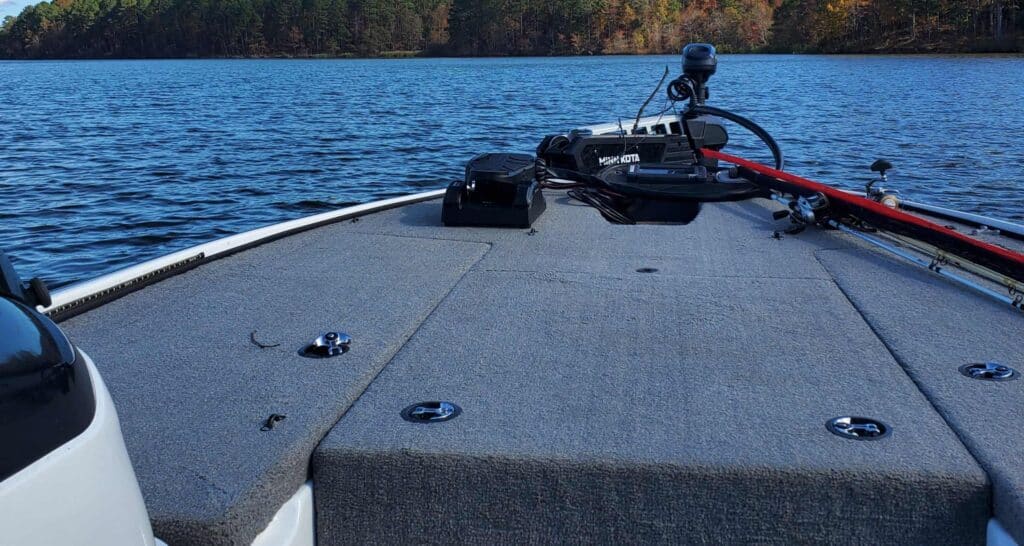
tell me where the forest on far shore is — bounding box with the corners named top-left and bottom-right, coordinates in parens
top-left (1, 0), bottom-right (1021, 59)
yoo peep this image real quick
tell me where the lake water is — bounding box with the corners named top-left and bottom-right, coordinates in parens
top-left (1, 55), bottom-right (1022, 287)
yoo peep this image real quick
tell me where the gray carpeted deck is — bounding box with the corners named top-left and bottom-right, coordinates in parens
top-left (315, 199), bottom-right (998, 545)
top-left (819, 248), bottom-right (1024, 545)
top-left (60, 230), bottom-right (489, 544)
top-left (58, 194), bottom-right (1021, 545)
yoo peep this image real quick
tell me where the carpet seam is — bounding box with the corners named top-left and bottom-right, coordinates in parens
top-left (813, 249), bottom-right (993, 494)
top-left (308, 239), bottom-right (495, 462)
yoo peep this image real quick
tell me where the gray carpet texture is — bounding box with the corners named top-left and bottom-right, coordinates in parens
top-left (349, 197), bottom-right (842, 280)
top-left (60, 228), bottom-right (488, 545)
top-left (57, 193), bottom-right (1015, 545)
top-left (819, 247), bottom-right (1024, 545)
top-left (314, 198), bottom-right (992, 545)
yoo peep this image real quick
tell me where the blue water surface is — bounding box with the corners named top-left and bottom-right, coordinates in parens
top-left (1, 55), bottom-right (1022, 286)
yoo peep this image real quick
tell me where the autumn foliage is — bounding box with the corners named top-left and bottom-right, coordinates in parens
top-left (1, 0), bottom-right (1021, 58)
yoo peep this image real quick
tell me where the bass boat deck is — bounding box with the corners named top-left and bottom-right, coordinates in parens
top-left (4, 44), bottom-right (1023, 546)
top-left (48, 185), bottom-right (1023, 545)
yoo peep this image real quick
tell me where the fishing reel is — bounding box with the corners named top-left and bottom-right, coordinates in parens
top-left (865, 159), bottom-right (901, 208)
top-left (771, 192), bottom-right (830, 235)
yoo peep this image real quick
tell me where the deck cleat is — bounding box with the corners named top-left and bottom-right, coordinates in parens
top-left (301, 331), bottom-right (352, 358)
top-left (401, 401), bottom-right (462, 423)
top-left (826, 416), bottom-right (890, 440)
top-left (959, 362), bottom-right (1017, 381)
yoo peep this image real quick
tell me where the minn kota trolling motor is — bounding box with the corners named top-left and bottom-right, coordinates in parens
top-left (443, 42), bottom-right (785, 227)
top-left (442, 43), bottom-right (1024, 312)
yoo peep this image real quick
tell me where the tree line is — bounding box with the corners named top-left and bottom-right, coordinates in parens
top-left (1, 0), bottom-right (1021, 59)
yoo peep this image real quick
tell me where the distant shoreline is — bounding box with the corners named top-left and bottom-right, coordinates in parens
top-left (4, 1), bottom-right (1020, 61)
top-left (4, 49), bottom-right (1019, 60)
top-left (5, 42), bottom-right (1024, 61)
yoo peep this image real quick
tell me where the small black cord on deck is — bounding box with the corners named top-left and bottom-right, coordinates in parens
top-left (250, 331), bottom-right (281, 349)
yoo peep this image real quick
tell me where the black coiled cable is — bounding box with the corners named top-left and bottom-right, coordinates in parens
top-left (536, 73), bottom-right (785, 224)
top-left (668, 76), bottom-right (784, 171)
top-left (667, 77), bottom-right (693, 103)
top-left (688, 104), bottom-right (784, 172)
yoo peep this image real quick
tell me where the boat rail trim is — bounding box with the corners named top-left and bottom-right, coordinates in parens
top-left (44, 189), bottom-right (445, 321)
top-left (900, 199), bottom-right (1024, 241)
top-left (838, 189), bottom-right (1024, 242)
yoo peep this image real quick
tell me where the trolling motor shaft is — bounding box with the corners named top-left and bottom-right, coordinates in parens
top-left (667, 44), bottom-right (786, 172)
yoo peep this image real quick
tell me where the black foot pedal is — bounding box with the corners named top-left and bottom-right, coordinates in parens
top-left (442, 153), bottom-right (546, 228)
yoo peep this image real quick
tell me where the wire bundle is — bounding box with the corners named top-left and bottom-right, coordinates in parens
top-left (566, 188), bottom-right (635, 225)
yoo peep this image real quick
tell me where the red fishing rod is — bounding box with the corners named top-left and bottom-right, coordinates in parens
top-left (662, 45), bottom-right (1024, 311)
top-left (703, 148), bottom-right (1024, 280)
top-left (702, 148), bottom-right (1024, 311)
top-left (550, 43), bottom-right (1024, 311)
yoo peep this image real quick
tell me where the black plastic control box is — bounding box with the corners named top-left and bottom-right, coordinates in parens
top-left (442, 153), bottom-right (546, 228)
top-left (538, 134), bottom-right (692, 174)
top-left (537, 119), bottom-right (728, 175)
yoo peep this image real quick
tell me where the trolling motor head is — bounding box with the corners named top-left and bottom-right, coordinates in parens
top-left (667, 43), bottom-right (785, 170)
top-left (681, 43), bottom-right (716, 105)
top-left (668, 44), bottom-right (718, 109)
top-left (682, 44), bottom-right (717, 83)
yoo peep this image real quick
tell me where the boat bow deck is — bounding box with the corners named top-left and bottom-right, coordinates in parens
top-left (58, 193), bottom-right (1022, 545)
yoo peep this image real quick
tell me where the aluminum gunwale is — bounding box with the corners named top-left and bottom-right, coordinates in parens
top-left (838, 189), bottom-right (1024, 241)
top-left (899, 199), bottom-right (1024, 240)
top-left (43, 189), bottom-right (445, 320)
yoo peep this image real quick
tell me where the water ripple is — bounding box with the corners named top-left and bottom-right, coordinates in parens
top-left (0, 55), bottom-right (1022, 287)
